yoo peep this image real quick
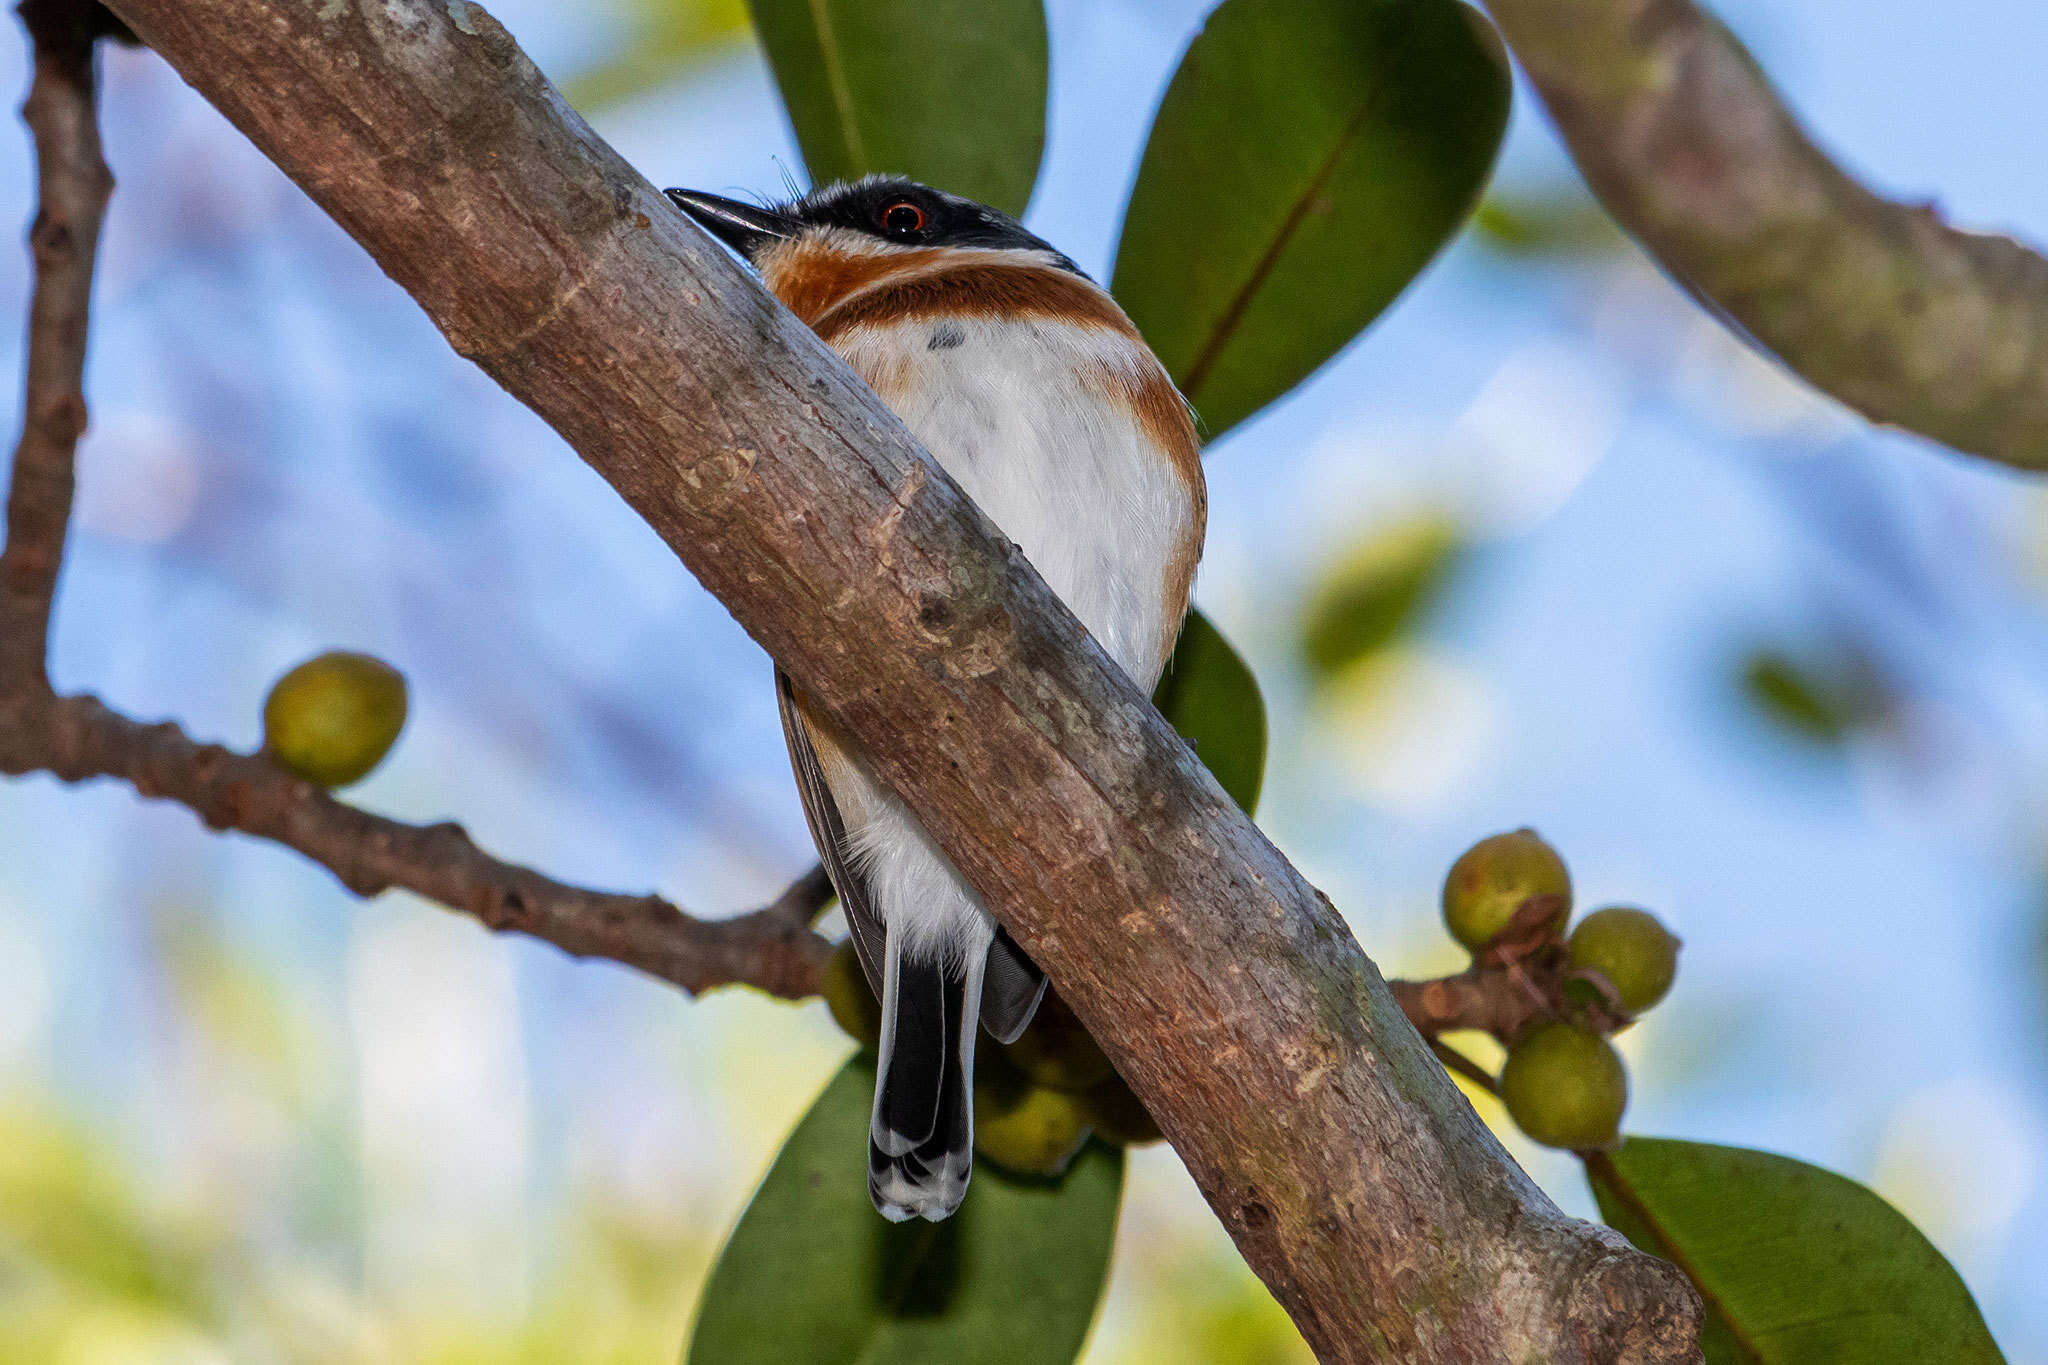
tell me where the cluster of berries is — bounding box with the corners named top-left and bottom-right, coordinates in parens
top-left (1442, 830), bottom-right (1681, 1150)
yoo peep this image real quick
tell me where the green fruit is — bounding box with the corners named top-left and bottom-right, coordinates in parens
top-left (1499, 1021), bottom-right (1627, 1151)
top-left (1079, 1071), bottom-right (1163, 1147)
top-left (822, 941), bottom-right (881, 1050)
top-left (974, 1071), bottom-right (1092, 1177)
top-left (1441, 828), bottom-right (1570, 951)
top-left (999, 990), bottom-right (1112, 1092)
top-left (1568, 906), bottom-right (1680, 1013)
top-left (262, 651), bottom-right (408, 787)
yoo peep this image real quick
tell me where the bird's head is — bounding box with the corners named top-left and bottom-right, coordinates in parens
top-left (665, 175), bottom-right (1074, 272)
top-left (664, 177), bottom-right (1094, 330)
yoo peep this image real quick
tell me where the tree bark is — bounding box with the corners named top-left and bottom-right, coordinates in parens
top-left (1488, 0), bottom-right (2048, 472)
top-left (99, 0), bottom-right (1702, 1358)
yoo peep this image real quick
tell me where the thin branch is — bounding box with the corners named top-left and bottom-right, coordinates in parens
top-left (1392, 967), bottom-right (1520, 1039)
top-left (1431, 1039), bottom-right (1499, 1096)
top-left (1389, 947), bottom-right (1626, 1050)
top-left (757, 861), bottom-right (837, 929)
top-left (0, 690), bottom-right (837, 998)
top-left (1487, 0), bottom-right (2048, 471)
top-left (0, 0), bottom-right (109, 690)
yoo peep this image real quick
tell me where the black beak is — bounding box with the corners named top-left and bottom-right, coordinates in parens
top-left (665, 188), bottom-right (801, 261)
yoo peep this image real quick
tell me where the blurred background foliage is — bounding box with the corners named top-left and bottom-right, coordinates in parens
top-left (562, 0), bottom-right (751, 115)
top-left (1, 0), bottom-right (2047, 1360)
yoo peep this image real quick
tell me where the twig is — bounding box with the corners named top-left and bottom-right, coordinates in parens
top-left (1487, 0), bottom-right (2048, 471)
top-left (1431, 1039), bottom-right (1499, 1096)
top-left (0, 0), bottom-right (109, 690)
top-left (0, 690), bottom-right (837, 998)
top-left (1389, 942), bottom-right (1617, 1049)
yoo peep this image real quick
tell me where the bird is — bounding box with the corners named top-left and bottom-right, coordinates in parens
top-left (666, 176), bottom-right (1205, 1222)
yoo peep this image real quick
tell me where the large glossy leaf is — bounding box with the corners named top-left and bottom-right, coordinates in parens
top-left (1588, 1138), bottom-right (2006, 1365)
top-left (1153, 609), bottom-right (1266, 815)
top-left (685, 1055), bottom-right (1124, 1365)
top-left (1113, 0), bottom-right (1508, 442)
top-left (746, 0), bottom-right (1047, 216)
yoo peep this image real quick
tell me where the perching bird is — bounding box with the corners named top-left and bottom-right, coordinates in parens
top-left (667, 176), bottom-right (1205, 1222)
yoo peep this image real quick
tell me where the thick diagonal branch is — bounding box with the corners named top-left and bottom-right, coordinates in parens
top-left (101, 0), bottom-right (1701, 1357)
top-left (1487, 0), bottom-right (2048, 471)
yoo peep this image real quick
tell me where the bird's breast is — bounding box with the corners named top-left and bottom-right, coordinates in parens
top-left (829, 312), bottom-right (1204, 688)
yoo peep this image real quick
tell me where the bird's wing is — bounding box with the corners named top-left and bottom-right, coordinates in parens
top-left (980, 924), bottom-right (1048, 1044)
top-left (776, 667), bottom-right (888, 993)
top-left (779, 667), bottom-right (1045, 1041)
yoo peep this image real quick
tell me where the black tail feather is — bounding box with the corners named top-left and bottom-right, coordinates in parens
top-left (874, 956), bottom-right (947, 1153)
top-left (870, 942), bottom-right (978, 1222)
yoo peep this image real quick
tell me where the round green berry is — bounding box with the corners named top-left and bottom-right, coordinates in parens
top-left (1442, 828), bottom-right (1571, 951)
top-left (975, 1069), bottom-right (1091, 1177)
top-left (1568, 906), bottom-right (1681, 1013)
top-left (262, 651), bottom-right (408, 787)
top-left (1499, 1021), bottom-right (1627, 1151)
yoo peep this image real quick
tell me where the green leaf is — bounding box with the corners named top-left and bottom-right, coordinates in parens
top-left (1588, 1138), bottom-right (2006, 1365)
top-left (1300, 513), bottom-right (1464, 681)
top-left (746, 0), bottom-right (1047, 216)
top-left (685, 1055), bottom-right (1124, 1365)
top-left (1112, 0), bottom-right (1508, 442)
top-left (1153, 609), bottom-right (1267, 815)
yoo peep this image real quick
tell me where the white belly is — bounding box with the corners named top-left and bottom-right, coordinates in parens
top-left (824, 314), bottom-right (1200, 960)
top-left (846, 315), bottom-right (1193, 683)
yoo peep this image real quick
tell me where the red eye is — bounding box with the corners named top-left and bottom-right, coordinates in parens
top-left (880, 200), bottom-right (927, 236)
